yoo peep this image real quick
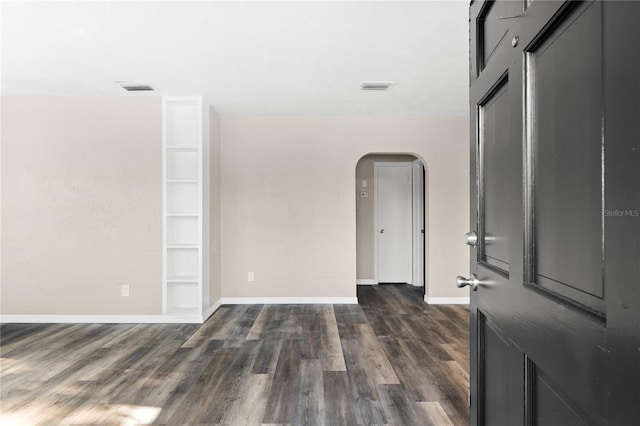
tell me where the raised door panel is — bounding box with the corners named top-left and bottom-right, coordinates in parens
top-left (527, 1), bottom-right (604, 314)
top-left (533, 368), bottom-right (590, 426)
top-left (478, 312), bottom-right (522, 426)
top-left (477, 0), bottom-right (522, 73)
top-left (478, 77), bottom-right (513, 273)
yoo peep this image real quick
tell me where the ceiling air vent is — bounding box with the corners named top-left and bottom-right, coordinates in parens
top-left (361, 81), bottom-right (395, 91)
top-left (117, 82), bottom-right (155, 92)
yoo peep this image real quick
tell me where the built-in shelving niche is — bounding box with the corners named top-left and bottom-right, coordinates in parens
top-left (162, 97), bottom-right (210, 318)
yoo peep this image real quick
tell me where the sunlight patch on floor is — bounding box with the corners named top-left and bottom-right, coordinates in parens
top-left (1, 404), bottom-right (161, 425)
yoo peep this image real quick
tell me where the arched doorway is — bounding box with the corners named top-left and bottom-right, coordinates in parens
top-left (355, 153), bottom-right (427, 295)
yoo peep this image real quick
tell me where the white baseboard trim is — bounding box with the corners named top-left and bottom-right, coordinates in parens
top-left (0, 297), bottom-right (361, 324)
top-left (0, 300), bottom-right (225, 325)
top-left (0, 314), bottom-right (203, 324)
top-left (425, 296), bottom-right (470, 305)
top-left (221, 297), bottom-right (359, 305)
top-left (356, 279), bottom-right (377, 285)
top-left (203, 299), bottom-right (223, 321)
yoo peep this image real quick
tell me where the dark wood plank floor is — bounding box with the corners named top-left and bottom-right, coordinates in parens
top-left (0, 284), bottom-right (469, 425)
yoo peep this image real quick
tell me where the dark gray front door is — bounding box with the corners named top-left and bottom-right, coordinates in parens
top-left (467, 1), bottom-right (640, 424)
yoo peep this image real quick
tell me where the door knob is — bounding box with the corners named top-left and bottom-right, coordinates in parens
top-left (380, 229), bottom-right (385, 234)
top-left (456, 274), bottom-right (479, 291)
top-left (465, 231), bottom-right (478, 247)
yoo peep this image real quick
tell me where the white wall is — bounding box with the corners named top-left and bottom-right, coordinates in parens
top-left (1, 96), bottom-right (163, 315)
top-left (220, 116), bottom-right (470, 300)
top-left (1, 101), bottom-right (469, 317)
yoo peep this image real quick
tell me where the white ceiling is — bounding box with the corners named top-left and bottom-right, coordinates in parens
top-left (1, 1), bottom-right (469, 116)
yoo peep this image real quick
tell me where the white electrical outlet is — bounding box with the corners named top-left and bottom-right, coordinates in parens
top-left (248, 272), bottom-right (255, 282)
top-left (121, 284), bottom-right (130, 297)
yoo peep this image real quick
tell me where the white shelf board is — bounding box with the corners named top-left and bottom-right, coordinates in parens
top-left (166, 213), bottom-right (199, 217)
top-left (166, 146), bottom-right (199, 151)
top-left (166, 179), bottom-right (198, 184)
top-left (167, 244), bottom-right (199, 249)
top-left (167, 276), bottom-right (199, 283)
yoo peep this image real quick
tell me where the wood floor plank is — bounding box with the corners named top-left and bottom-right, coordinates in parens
top-left (353, 324), bottom-right (400, 385)
top-left (382, 284), bottom-right (412, 315)
top-left (262, 339), bottom-right (302, 423)
top-left (1, 325), bottom-right (103, 386)
top-left (384, 314), bottom-right (425, 342)
top-left (88, 328), bottom-right (203, 414)
top-left (379, 383), bottom-right (420, 425)
top-left (441, 359), bottom-right (471, 408)
top-left (6, 324), bottom-right (198, 424)
top-left (300, 330), bottom-right (322, 360)
top-left (180, 312), bottom-right (230, 348)
top-left (340, 337), bottom-right (387, 425)
top-left (2, 324), bottom-right (87, 378)
top-left (441, 342), bottom-right (470, 375)
top-left (219, 373), bottom-right (272, 425)
top-left (282, 305), bottom-right (304, 339)
top-left (251, 337), bottom-right (283, 375)
top-left (0, 324), bottom-right (47, 346)
top-left (209, 305), bottom-right (250, 340)
top-left (319, 306), bottom-right (346, 372)
top-left (195, 340), bottom-right (263, 423)
top-left (0, 284), bottom-right (470, 425)
top-left (55, 324), bottom-right (181, 382)
top-left (292, 359), bottom-right (325, 426)
top-left (1, 324), bottom-right (65, 356)
top-left (3, 344), bottom-right (135, 413)
top-left (163, 346), bottom-right (236, 425)
top-left (361, 306), bottom-right (395, 337)
top-left (245, 305), bottom-right (270, 340)
top-left (35, 380), bottom-right (99, 425)
top-left (100, 323), bottom-right (161, 348)
top-left (379, 336), bottom-right (446, 402)
top-left (323, 371), bottom-right (359, 426)
top-left (440, 396), bottom-right (470, 426)
top-left (301, 305), bottom-right (323, 334)
top-left (152, 341), bottom-right (227, 424)
top-left (224, 304), bottom-right (264, 347)
top-left (433, 306), bottom-right (470, 349)
top-left (126, 347), bottom-right (195, 408)
top-left (333, 304), bottom-right (367, 325)
top-left (401, 334), bottom-right (455, 364)
top-left (414, 401), bottom-right (456, 426)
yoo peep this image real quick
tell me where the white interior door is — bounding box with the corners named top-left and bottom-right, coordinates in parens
top-left (375, 162), bottom-right (413, 283)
